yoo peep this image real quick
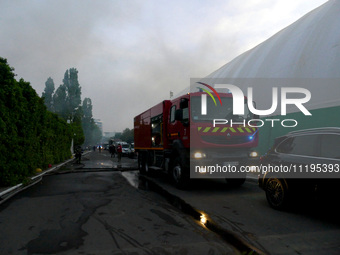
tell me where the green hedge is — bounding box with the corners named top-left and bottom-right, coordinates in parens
top-left (0, 57), bottom-right (73, 186)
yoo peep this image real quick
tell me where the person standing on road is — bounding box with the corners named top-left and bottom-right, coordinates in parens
top-left (75, 146), bottom-right (82, 164)
top-left (117, 143), bottom-right (122, 163)
top-left (109, 144), bottom-right (116, 158)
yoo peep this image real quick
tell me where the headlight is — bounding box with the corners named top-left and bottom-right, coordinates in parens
top-left (193, 152), bottom-right (206, 159)
top-left (249, 151), bottom-right (259, 158)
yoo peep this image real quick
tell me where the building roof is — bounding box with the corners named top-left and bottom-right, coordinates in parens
top-left (208, 0), bottom-right (340, 79)
top-left (201, 0), bottom-right (340, 115)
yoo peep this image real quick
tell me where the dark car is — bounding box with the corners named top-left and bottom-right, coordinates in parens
top-left (258, 127), bottom-right (340, 210)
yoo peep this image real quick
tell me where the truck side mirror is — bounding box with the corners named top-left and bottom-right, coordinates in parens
top-left (175, 109), bottom-right (183, 121)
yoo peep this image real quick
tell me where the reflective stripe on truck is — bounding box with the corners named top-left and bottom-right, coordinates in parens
top-left (197, 126), bottom-right (256, 134)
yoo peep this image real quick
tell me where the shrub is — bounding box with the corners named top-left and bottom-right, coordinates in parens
top-left (0, 57), bottom-right (73, 186)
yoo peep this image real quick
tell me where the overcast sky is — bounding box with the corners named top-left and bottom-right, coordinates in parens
top-left (0, 0), bottom-right (328, 132)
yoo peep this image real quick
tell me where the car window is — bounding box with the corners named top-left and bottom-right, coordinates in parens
top-left (276, 137), bottom-right (294, 153)
top-left (320, 134), bottom-right (340, 159)
top-left (277, 135), bottom-right (318, 156)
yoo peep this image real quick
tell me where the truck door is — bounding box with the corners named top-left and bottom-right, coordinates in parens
top-left (168, 98), bottom-right (189, 146)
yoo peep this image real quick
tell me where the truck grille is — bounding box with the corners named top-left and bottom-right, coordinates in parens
top-left (201, 135), bottom-right (251, 145)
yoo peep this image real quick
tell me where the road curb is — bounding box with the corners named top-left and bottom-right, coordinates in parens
top-left (0, 151), bottom-right (91, 205)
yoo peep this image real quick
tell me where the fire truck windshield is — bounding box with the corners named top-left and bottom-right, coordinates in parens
top-left (190, 96), bottom-right (252, 122)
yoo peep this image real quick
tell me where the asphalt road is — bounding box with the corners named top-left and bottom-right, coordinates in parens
top-left (1, 151), bottom-right (340, 255)
top-left (144, 172), bottom-right (340, 255)
top-left (0, 151), bottom-right (236, 255)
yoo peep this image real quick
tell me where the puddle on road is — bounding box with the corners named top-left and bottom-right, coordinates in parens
top-left (121, 171), bottom-right (139, 188)
top-left (82, 160), bottom-right (114, 169)
top-left (120, 171), bottom-right (265, 255)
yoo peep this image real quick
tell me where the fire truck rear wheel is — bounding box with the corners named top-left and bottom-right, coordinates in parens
top-left (139, 152), bottom-right (149, 175)
top-left (171, 157), bottom-right (189, 189)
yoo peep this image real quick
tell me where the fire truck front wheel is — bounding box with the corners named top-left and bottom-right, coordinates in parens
top-left (171, 157), bottom-right (189, 189)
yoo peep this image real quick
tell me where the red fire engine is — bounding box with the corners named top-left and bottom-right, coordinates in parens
top-left (134, 89), bottom-right (259, 188)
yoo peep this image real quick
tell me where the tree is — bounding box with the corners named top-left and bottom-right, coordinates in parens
top-left (44, 69), bottom-right (100, 147)
top-left (82, 97), bottom-right (93, 119)
top-left (42, 77), bottom-right (55, 111)
top-left (81, 98), bottom-right (102, 146)
top-left (120, 128), bottom-right (134, 143)
top-left (63, 68), bottom-right (81, 122)
top-left (52, 68), bottom-right (82, 122)
top-left (51, 68), bottom-right (83, 145)
top-left (53, 84), bottom-right (67, 119)
top-left (71, 106), bottom-right (85, 147)
top-left (82, 98), bottom-right (94, 146)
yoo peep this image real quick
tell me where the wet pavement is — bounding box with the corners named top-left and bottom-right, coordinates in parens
top-left (142, 169), bottom-right (340, 255)
top-left (66, 150), bottom-right (138, 171)
top-left (0, 151), bottom-right (238, 255)
top-left (2, 151), bottom-right (339, 255)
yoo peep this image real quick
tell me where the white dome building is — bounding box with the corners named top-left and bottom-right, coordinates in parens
top-left (204, 0), bottom-right (340, 153)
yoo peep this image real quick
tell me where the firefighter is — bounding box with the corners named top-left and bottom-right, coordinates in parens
top-left (75, 146), bottom-right (82, 164)
top-left (109, 144), bottom-right (116, 158)
top-left (117, 143), bottom-right (122, 163)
